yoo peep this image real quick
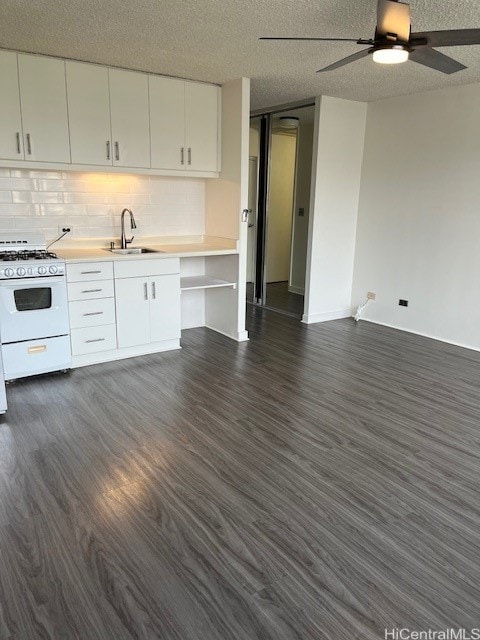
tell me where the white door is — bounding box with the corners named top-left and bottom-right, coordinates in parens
top-left (149, 274), bottom-right (181, 343)
top-left (0, 51), bottom-right (24, 161)
top-left (149, 76), bottom-right (186, 170)
top-left (115, 277), bottom-right (151, 348)
top-left (66, 61), bottom-right (112, 166)
top-left (109, 69), bottom-right (150, 168)
top-left (185, 82), bottom-right (219, 172)
top-left (18, 54), bottom-right (70, 163)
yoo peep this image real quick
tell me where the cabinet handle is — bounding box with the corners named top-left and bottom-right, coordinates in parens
top-left (115, 141), bottom-right (120, 161)
top-left (81, 270), bottom-right (101, 275)
top-left (144, 282), bottom-right (148, 300)
top-left (187, 147), bottom-right (192, 165)
top-left (26, 133), bottom-right (32, 155)
top-left (151, 281), bottom-right (156, 299)
top-left (83, 311), bottom-right (104, 316)
top-left (28, 344), bottom-right (46, 354)
top-left (82, 288), bottom-right (102, 293)
top-left (180, 147), bottom-right (184, 165)
top-left (106, 141), bottom-right (111, 160)
top-left (85, 338), bottom-right (106, 344)
top-left (16, 132), bottom-right (21, 155)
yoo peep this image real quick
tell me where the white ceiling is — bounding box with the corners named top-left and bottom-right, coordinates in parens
top-left (1, 0), bottom-right (480, 109)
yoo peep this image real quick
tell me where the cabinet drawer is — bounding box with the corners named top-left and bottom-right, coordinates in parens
top-left (69, 298), bottom-right (115, 329)
top-left (70, 325), bottom-right (117, 356)
top-left (67, 261), bottom-right (113, 282)
top-left (68, 279), bottom-right (114, 301)
top-left (114, 258), bottom-right (180, 279)
top-left (3, 335), bottom-right (71, 381)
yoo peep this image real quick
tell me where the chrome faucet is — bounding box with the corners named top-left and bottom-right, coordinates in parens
top-left (120, 208), bottom-right (137, 249)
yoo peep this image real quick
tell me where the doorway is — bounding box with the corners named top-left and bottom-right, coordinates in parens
top-left (246, 105), bottom-right (314, 318)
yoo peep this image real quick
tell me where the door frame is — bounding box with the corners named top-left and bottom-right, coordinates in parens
top-left (249, 102), bottom-right (315, 313)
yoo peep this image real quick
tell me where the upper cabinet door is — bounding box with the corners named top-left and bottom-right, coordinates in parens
top-left (0, 51), bottom-right (24, 161)
top-left (149, 76), bottom-right (185, 170)
top-left (109, 69), bottom-right (150, 169)
top-left (66, 62), bottom-right (112, 166)
top-left (185, 82), bottom-right (219, 172)
top-left (18, 54), bottom-right (70, 163)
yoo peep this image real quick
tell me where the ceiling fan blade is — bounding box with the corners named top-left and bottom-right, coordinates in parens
top-left (376, 0), bottom-right (411, 42)
top-left (259, 37), bottom-right (361, 42)
top-left (409, 47), bottom-right (466, 74)
top-left (410, 29), bottom-right (480, 48)
top-left (317, 48), bottom-right (372, 73)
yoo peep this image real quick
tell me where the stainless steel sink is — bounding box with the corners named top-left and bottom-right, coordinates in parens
top-left (104, 247), bottom-right (163, 255)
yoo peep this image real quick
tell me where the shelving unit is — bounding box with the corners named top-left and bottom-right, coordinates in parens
top-left (180, 275), bottom-right (236, 291)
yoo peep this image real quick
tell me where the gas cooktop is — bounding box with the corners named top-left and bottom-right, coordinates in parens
top-left (0, 250), bottom-right (59, 262)
top-left (0, 231), bottom-right (66, 279)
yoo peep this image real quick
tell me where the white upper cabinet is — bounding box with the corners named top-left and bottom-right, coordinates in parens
top-left (150, 76), bottom-right (220, 172)
top-left (18, 54), bottom-right (70, 163)
top-left (66, 62), bottom-right (112, 166)
top-left (109, 69), bottom-right (150, 169)
top-left (0, 51), bottom-right (24, 160)
top-left (0, 51), bottom-right (219, 173)
top-left (185, 82), bottom-right (219, 172)
top-left (149, 76), bottom-right (185, 170)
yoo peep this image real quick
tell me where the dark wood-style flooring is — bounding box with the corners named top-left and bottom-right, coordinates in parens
top-left (246, 281), bottom-right (304, 317)
top-left (1, 308), bottom-right (479, 639)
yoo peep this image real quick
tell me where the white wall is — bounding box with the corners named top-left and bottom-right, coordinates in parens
top-left (205, 77), bottom-right (250, 342)
top-left (266, 133), bottom-right (296, 283)
top-left (352, 82), bottom-right (480, 350)
top-left (0, 168), bottom-right (204, 240)
top-left (303, 96), bottom-right (367, 324)
top-left (289, 119), bottom-right (313, 294)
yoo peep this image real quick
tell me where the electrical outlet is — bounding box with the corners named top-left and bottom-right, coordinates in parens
top-left (367, 291), bottom-right (376, 300)
top-left (399, 299), bottom-right (408, 307)
top-left (58, 225), bottom-right (72, 234)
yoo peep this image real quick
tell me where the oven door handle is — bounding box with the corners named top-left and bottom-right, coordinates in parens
top-left (0, 276), bottom-right (66, 287)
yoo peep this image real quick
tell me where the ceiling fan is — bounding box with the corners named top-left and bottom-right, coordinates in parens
top-left (260, 0), bottom-right (480, 74)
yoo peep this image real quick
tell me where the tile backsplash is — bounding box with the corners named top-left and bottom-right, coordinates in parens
top-left (0, 169), bottom-right (205, 241)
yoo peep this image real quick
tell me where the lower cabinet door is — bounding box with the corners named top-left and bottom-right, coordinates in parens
top-left (115, 276), bottom-right (151, 348)
top-left (149, 274), bottom-right (181, 343)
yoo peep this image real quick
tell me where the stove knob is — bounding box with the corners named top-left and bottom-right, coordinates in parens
top-left (4, 268), bottom-right (14, 278)
top-left (38, 266), bottom-right (47, 275)
top-left (48, 265), bottom-right (58, 275)
top-left (17, 267), bottom-right (26, 277)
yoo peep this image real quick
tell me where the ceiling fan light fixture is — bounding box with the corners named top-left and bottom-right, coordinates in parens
top-left (372, 44), bottom-right (409, 64)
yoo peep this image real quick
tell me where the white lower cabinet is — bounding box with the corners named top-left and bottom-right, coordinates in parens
top-left (66, 258), bottom-right (181, 365)
top-left (115, 273), bottom-right (180, 349)
top-left (67, 260), bottom-right (117, 357)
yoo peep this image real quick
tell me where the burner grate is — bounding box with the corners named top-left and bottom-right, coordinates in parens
top-left (0, 250), bottom-right (59, 261)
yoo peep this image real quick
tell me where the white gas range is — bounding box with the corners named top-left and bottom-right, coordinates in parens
top-left (0, 232), bottom-right (71, 383)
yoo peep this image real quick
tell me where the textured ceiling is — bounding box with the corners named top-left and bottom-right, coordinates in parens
top-left (1, 0), bottom-right (480, 109)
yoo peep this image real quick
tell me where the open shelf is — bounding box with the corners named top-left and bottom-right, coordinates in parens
top-left (180, 275), bottom-right (237, 291)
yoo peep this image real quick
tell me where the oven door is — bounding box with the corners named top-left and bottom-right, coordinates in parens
top-left (0, 276), bottom-right (69, 344)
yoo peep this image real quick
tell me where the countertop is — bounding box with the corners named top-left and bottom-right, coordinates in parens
top-left (56, 236), bottom-right (238, 263)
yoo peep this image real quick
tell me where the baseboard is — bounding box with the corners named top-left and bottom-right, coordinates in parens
top-left (205, 325), bottom-right (249, 342)
top-left (288, 285), bottom-right (304, 295)
top-left (360, 318), bottom-right (480, 353)
top-left (72, 339), bottom-right (181, 368)
top-left (301, 308), bottom-right (352, 324)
